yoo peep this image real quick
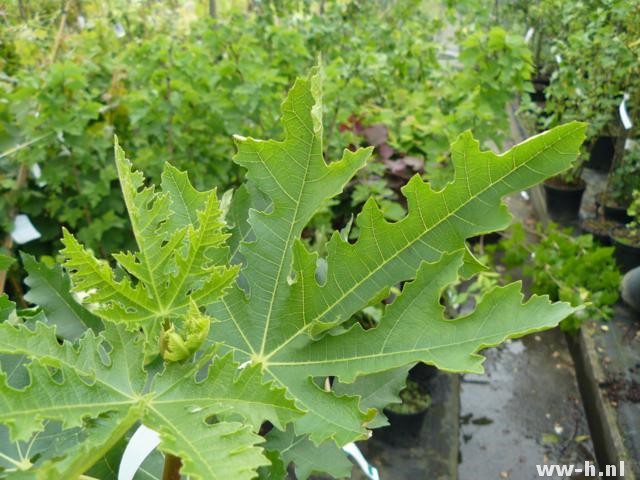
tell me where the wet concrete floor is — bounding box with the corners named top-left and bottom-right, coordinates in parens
top-left (458, 328), bottom-right (595, 480)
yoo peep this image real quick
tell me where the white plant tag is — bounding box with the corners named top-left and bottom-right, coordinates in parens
top-left (524, 27), bottom-right (535, 43)
top-left (11, 214), bottom-right (41, 244)
top-left (620, 93), bottom-right (632, 130)
top-left (30, 163), bottom-right (41, 179)
top-left (119, 425), bottom-right (161, 480)
top-left (342, 442), bottom-right (380, 480)
top-left (555, 54), bottom-right (562, 64)
top-left (30, 163), bottom-right (46, 187)
top-left (114, 22), bottom-right (126, 38)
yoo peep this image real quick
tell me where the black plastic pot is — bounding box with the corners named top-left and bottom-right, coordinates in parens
top-left (408, 362), bottom-right (438, 385)
top-left (543, 180), bottom-right (586, 223)
top-left (595, 193), bottom-right (633, 224)
top-left (586, 136), bottom-right (616, 172)
top-left (604, 204), bottom-right (633, 224)
top-left (612, 236), bottom-right (640, 273)
top-left (377, 408), bottom-right (428, 445)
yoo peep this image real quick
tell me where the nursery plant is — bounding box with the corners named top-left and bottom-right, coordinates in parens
top-left (603, 142), bottom-right (640, 212)
top-left (611, 190), bottom-right (640, 272)
top-left (1, 0), bottom-right (535, 271)
top-left (0, 70), bottom-right (587, 479)
top-left (384, 380), bottom-right (431, 415)
top-left (496, 222), bottom-right (621, 332)
top-left (541, 0), bottom-right (638, 177)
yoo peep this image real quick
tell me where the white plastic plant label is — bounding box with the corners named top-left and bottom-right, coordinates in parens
top-left (118, 427), bottom-right (381, 480)
top-left (114, 22), bottom-right (126, 38)
top-left (11, 214), bottom-right (41, 244)
top-left (30, 163), bottom-right (41, 179)
top-left (524, 27), bottom-right (535, 43)
top-left (620, 93), bottom-right (633, 130)
top-left (342, 442), bottom-right (380, 480)
top-left (30, 163), bottom-right (46, 187)
top-left (555, 54), bottom-right (562, 64)
top-left (118, 425), bottom-right (161, 480)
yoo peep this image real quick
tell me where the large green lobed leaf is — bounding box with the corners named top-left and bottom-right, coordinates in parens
top-left (209, 68), bottom-right (586, 446)
top-left (0, 322), bottom-right (300, 479)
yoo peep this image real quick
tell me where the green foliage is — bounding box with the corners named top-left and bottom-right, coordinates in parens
top-left (261, 426), bottom-right (353, 480)
top-left (22, 252), bottom-right (102, 339)
top-left (0, 322), bottom-right (301, 479)
top-left (0, 0), bottom-right (534, 262)
top-left (0, 137), bottom-right (299, 478)
top-left (496, 223), bottom-right (621, 331)
top-left (0, 70), bottom-right (586, 478)
top-left (544, 1), bottom-right (636, 137)
top-left (607, 143), bottom-right (640, 207)
top-left (371, 25), bottom-right (532, 180)
top-left (496, 0), bottom-right (639, 184)
top-left (0, 254), bottom-right (14, 272)
top-left (611, 189), bottom-right (640, 247)
top-left (61, 139), bottom-right (239, 359)
top-left (383, 379), bottom-right (431, 414)
top-left (629, 190), bottom-right (640, 224)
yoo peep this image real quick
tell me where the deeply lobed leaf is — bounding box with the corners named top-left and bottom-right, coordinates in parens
top-left (61, 140), bottom-right (239, 358)
top-left (0, 322), bottom-right (301, 479)
top-left (208, 69), bottom-right (586, 447)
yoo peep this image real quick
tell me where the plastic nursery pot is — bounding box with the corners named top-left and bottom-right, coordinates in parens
top-left (543, 179), bottom-right (586, 223)
top-left (611, 228), bottom-right (640, 273)
top-left (377, 407), bottom-right (429, 445)
top-left (595, 193), bottom-right (633, 224)
top-left (586, 136), bottom-right (616, 172)
top-left (408, 362), bottom-right (438, 386)
top-left (604, 204), bottom-right (633, 224)
top-left (580, 218), bottom-right (619, 246)
top-left (375, 379), bottom-right (431, 446)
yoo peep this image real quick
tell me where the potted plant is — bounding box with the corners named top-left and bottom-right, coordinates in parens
top-left (378, 379), bottom-right (432, 444)
top-left (611, 190), bottom-right (640, 272)
top-left (598, 143), bottom-right (640, 224)
top-left (543, 164), bottom-right (586, 223)
top-left (580, 217), bottom-right (619, 246)
top-left (542, 1), bottom-right (636, 177)
top-left (498, 222), bottom-right (621, 332)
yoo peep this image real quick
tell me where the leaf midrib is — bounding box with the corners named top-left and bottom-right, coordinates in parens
top-left (257, 124), bottom-right (316, 357)
top-left (262, 124), bottom-right (580, 361)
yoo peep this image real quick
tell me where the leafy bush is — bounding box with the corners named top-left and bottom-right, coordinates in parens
top-left (496, 223), bottom-right (621, 331)
top-left (0, 71), bottom-right (586, 478)
top-left (1, 0), bottom-right (533, 261)
top-left (606, 142), bottom-right (640, 208)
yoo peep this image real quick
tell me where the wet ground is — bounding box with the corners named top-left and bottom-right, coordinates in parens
top-left (457, 182), bottom-right (596, 480)
top-left (351, 373), bottom-right (460, 480)
top-left (458, 329), bottom-right (595, 480)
